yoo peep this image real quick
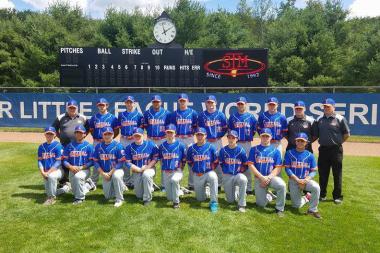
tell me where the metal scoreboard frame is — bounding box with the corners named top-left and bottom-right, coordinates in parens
top-left (59, 47), bottom-right (268, 87)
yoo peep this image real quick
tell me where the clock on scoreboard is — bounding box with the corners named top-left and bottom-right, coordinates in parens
top-left (59, 47), bottom-right (268, 87)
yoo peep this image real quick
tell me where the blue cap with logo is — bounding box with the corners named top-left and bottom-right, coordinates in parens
top-left (67, 99), bottom-right (78, 108)
top-left (124, 96), bottom-right (135, 102)
top-left (133, 127), bottom-right (144, 136)
top-left (294, 100), bottom-right (306, 108)
top-left (206, 95), bottom-right (217, 103)
top-left (323, 98), bottom-right (335, 106)
top-left (165, 124), bottom-right (177, 133)
top-left (195, 127), bottom-right (207, 135)
top-left (151, 95), bottom-right (161, 102)
top-left (295, 132), bottom-right (309, 142)
top-left (44, 126), bottom-right (56, 134)
top-left (97, 98), bottom-right (108, 105)
top-left (267, 97), bottom-right (279, 104)
top-left (236, 97), bottom-right (247, 104)
top-left (74, 125), bottom-right (86, 133)
top-left (227, 130), bottom-right (239, 138)
top-left (260, 128), bottom-right (272, 137)
top-left (178, 93), bottom-right (189, 101)
top-left (102, 126), bottom-right (114, 134)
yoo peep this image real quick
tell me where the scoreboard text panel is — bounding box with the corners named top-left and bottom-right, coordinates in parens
top-left (59, 47), bottom-right (268, 87)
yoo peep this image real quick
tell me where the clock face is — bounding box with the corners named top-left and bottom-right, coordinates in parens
top-left (153, 19), bottom-right (177, 44)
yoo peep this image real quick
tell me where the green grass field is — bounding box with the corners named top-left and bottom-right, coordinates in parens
top-left (0, 142), bottom-right (379, 253)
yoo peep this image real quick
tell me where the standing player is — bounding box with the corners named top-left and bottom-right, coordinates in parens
top-left (284, 132), bottom-right (321, 219)
top-left (63, 125), bottom-right (95, 205)
top-left (158, 124), bottom-right (187, 209)
top-left (93, 127), bottom-right (126, 208)
top-left (89, 98), bottom-right (119, 184)
top-left (125, 128), bottom-right (159, 206)
top-left (286, 101), bottom-right (315, 152)
top-left (247, 128), bottom-right (286, 217)
top-left (168, 93), bottom-right (198, 190)
top-left (219, 130), bottom-right (248, 212)
top-left (38, 127), bottom-right (70, 205)
top-left (187, 127), bottom-right (219, 213)
top-left (143, 95), bottom-right (170, 190)
top-left (257, 97), bottom-right (287, 157)
top-left (198, 95), bottom-right (227, 189)
top-left (228, 96), bottom-right (257, 194)
top-left (118, 95), bottom-right (144, 187)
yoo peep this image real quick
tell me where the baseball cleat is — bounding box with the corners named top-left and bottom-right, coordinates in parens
top-left (43, 197), bottom-right (56, 206)
top-left (210, 201), bottom-right (218, 213)
top-left (238, 206), bottom-right (246, 213)
top-left (173, 203), bottom-right (180, 209)
top-left (114, 200), bottom-right (123, 208)
top-left (334, 198), bottom-right (343, 205)
top-left (306, 210), bottom-right (322, 219)
top-left (143, 201), bottom-right (151, 206)
top-left (73, 199), bottom-right (84, 205)
top-left (275, 208), bottom-right (285, 217)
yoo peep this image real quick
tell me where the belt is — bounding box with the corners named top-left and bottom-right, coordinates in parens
top-left (196, 173), bottom-right (204, 176)
top-left (207, 138), bottom-right (220, 142)
top-left (121, 135), bottom-right (134, 140)
top-left (177, 134), bottom-right (193, 138)
top-left (148, 136), bottom-right (165, 140)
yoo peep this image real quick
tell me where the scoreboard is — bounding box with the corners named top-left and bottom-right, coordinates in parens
top-left (59, 47), bottom-right (268, 87)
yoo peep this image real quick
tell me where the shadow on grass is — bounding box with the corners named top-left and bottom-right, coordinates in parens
top-left (11, 192), bottom-right (46, 204)
top-left (19, 184), bottom-right (44, 190)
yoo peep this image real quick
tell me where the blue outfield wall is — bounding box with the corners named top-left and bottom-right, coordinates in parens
top-left (0, 93), bottom-right (379, 136)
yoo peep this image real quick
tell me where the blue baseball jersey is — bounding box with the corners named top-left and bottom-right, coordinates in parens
top-left (198, 110), bottom-right (227, 139)
top-left (284, 149), bottom-right (317, 179)
top-left (187, 142), bottom-right (218, 174)
top-left (118, 109), bottom-right (144, 137)
top-left (228, 112), bottom-right (257, 141)
top-left (247, 144), bottom-right (282, 176)
top-left (93, 140), bottom-right (125, 172)
top-left (37, 141), bottom-right (63, 171)
top-left (63, 141), bottom-right (94, 167)
top-left (257, 111), bottom-right (288, 141)
top-left (125, 140), bottom-right (159, 168)
top-left (89, 112), bottom-right (118, 140)
top-left (219, 145), bottom-right (248, 175)
top-left (158, 140), bottom-right (186, 171)
top-left (168, 108), bottom-right (198, 136)
top-left (143, 107), bottom-right (170, 138)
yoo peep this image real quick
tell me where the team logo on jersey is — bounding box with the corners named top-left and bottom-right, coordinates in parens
top-left (149, 119), bottom-right (165, 125)
top-left (99, 154), bottom-right (116, 161)
top-left (234, 122), bottom-right (250, 128)
top-left (224, 158), bottom-right (242, 165)
top-left (132, 153), bottom-right (150, 160)
top-left (255, 156), bottom-right (274, 164)
top-left (121, 120), bottom-right (137, 127)
top-left (290, 161), bottom-right (310, 169)
top-left (177, 118), bottom-right (192, 125)
top-left (193, 155), bottom-right (210, 162)
top-left (69, 151), bottom-right (88, 157)
top-left (95, 122), bottom-right (111, 128)
top-left (264, 121), bottom-right (281, 128)
top-left (204, 52), bottom-right (266, 78)
top-left (205, 120), bottom-right (220, 127)
top-left (41, 152), bottom-right (56, 159)
top-left (163, 153), bottom-right (179, 159)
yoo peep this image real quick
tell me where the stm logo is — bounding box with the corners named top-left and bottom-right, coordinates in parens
top-left (204, 52), bottom-right (266, 78)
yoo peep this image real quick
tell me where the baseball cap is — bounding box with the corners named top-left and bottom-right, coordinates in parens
top-left (133, 128), bottom-right (144, 136)
top-left (74, 125), bottom-right (86, 133)
top-left (151, 95), bottom-right (161, 102)
top-left (178, 93), bottom-right (189, 101)
top-left (124, 96), bottom-right (135, 102)
top-left (267, 97), bottom-right (279, 104)
top-left (236, 97), bottom-right (247, 104)
top-left (294, 101), bottom-right (306, 108)
top-left (102, 126), bottom-right (114, 135)
top-left (44, 126), bottom-right (56, 134)
top-left (165, 124), bottom-right (177, 133)
top-left (67, 99), bottom-right (78, 108)
top-left (206, 95), bottom-right (217, 103)
top-left (260, 128), bottom-right (272, 137)
top-left (323, 98), bottom-right (335, 107)
top-left (227, 130), bottom-right (238, 138)
top-left (97, 98), bottom-right (108, 105)
top-left (195, 127), bottom-right (207, 135)
top-left (295, 132), bottom-right (309, 142)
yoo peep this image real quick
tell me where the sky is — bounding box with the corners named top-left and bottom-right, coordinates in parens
top-left (0, 0), bottom-right (379, 19)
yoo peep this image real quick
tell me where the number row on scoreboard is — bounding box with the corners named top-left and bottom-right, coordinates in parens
top-left (87, 64), bottom-right (201, 71)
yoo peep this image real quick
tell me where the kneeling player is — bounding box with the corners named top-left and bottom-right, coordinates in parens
top-left (125, 128), bottom-right (159, 206)
top-left (187, 127), bottom-right (219, 212)
top-left (158, 124), bottom-right (186, 209)
top-left (38, 127), bottom-right (70, 205)
top-left (93, 127), bottom-right (126, 207)
top-left (219, 130), bottom-right (248, 212)
top-left (247, 128), bottom-right (286, 216)
top-left (284, 132), bottom-right (321, 219)
top-left (63, 125), bottom-right (95, 205)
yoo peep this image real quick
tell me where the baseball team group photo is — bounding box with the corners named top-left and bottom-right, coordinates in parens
top-left (1, 0), bottom-right (379, 252)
